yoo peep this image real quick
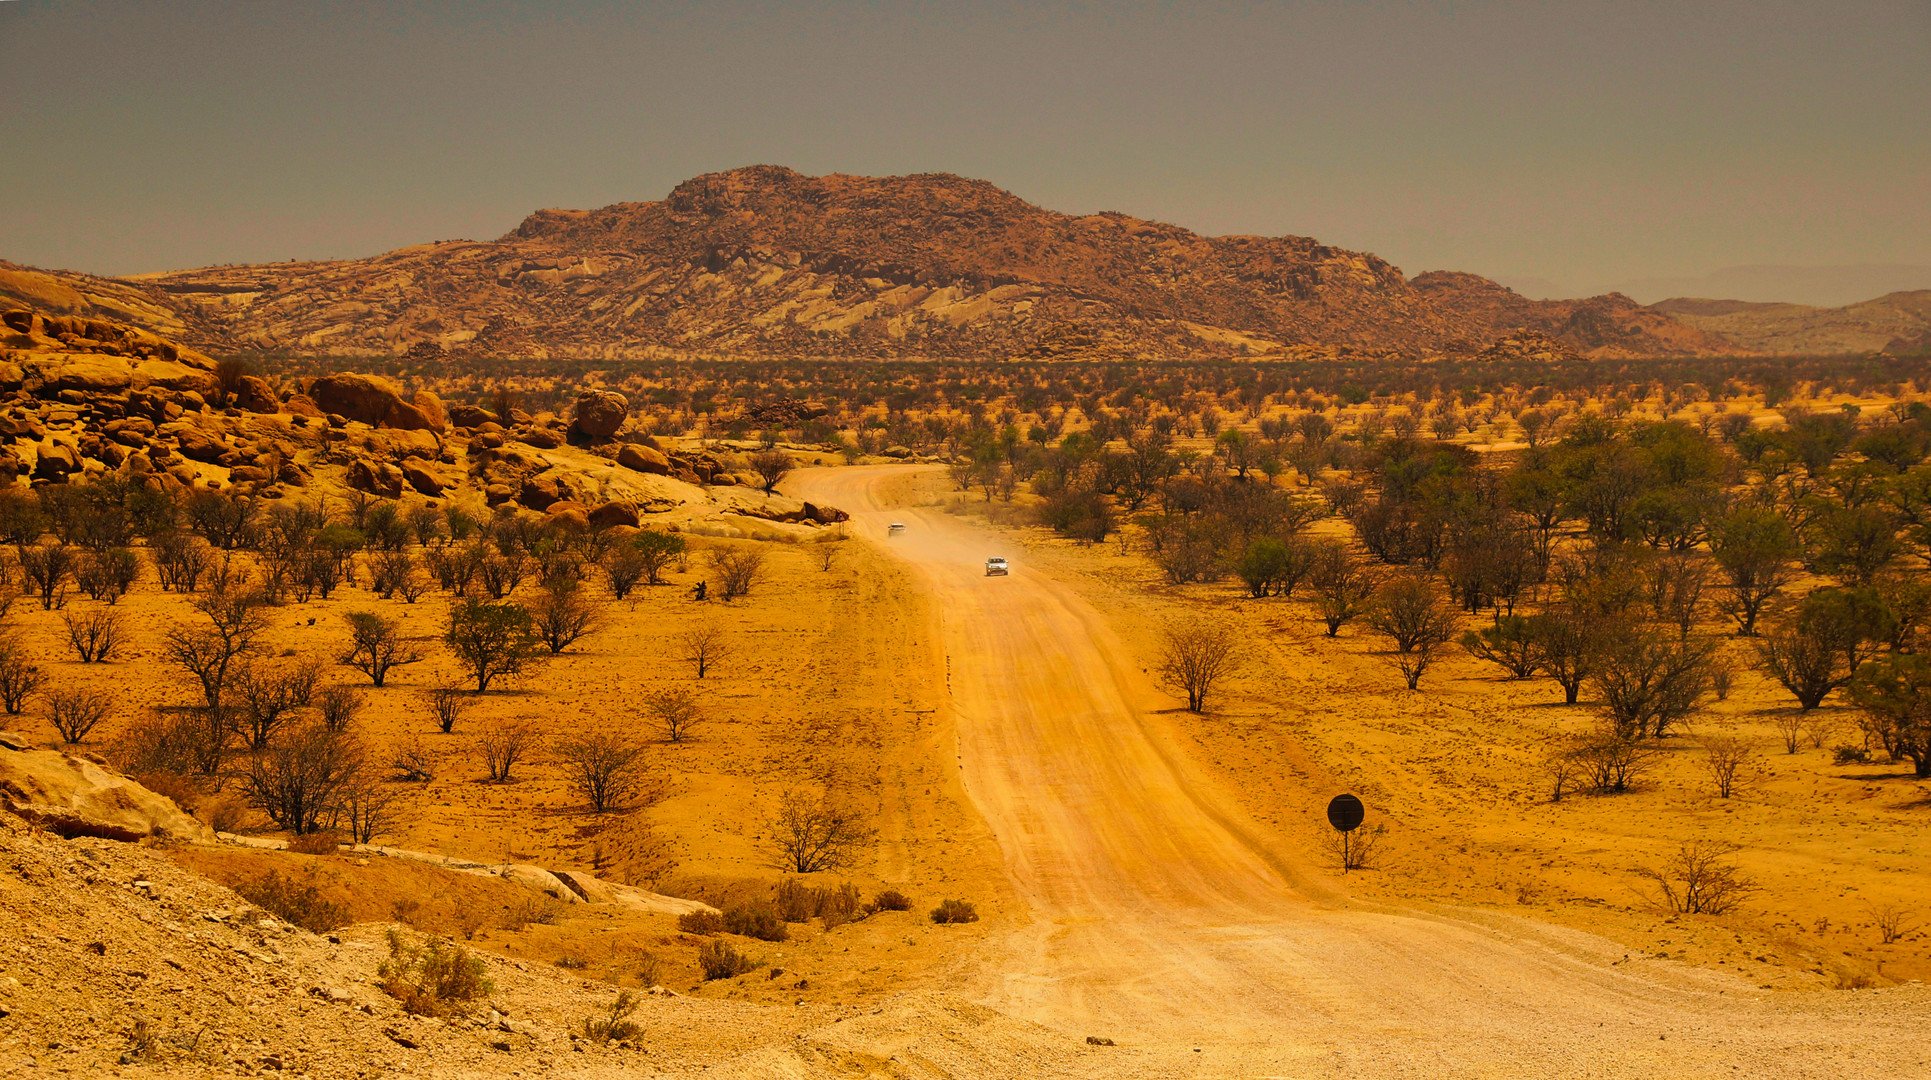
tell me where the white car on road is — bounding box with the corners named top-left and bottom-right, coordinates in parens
top-left (985, 557), bottom-right (1009, 576)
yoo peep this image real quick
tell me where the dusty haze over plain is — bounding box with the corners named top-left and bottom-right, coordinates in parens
top-left (1, 0), bottom-right (1927, 305)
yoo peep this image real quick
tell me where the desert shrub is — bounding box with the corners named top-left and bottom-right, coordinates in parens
top-left (768, 789), bottom-right (875, 873)
top-left (74, 548), bottom-right (139, 603)
top-left (1833, 744), bottom-right (1872, 765)
top-left (286, 830), bottom-right (342, 856)
top-left (427, 685), bottom-right (473, 734)
top-left (237, 870), bottom-right (350, 932)
top-left (242, 724), bottom-right (367, 834)
top-left (1639, 840), bottom-right (1755, 915)
top-left (501, 895), bottom-right (564, 931)
top-left (676, 909), bottom-right (725, 936)
top-left (1570, 727), bottom-right (1656, 794)
top-left (676, 626), bottom-right (729, 678)
top-left (930, 899), bottom-right (979, 924)
top-left (710, 548), bottom-right (765, 600)
top-left (1159, 620), bottom-right (1238, 713)
top-left (443, 599), bottom-right (541, 692)
top-left (340, 612), bottom-right (425, 687)
top-left (0, 643), bottom-right (41, 715)
top-left (46, 688), bottom-right (114, 744)
top-left (773, 877), bottom-right (817, 923)
top-left (580, 990), bottom-right (641, 1045)
top-left (479, 720), bottom-right (538, 782)
top-left (698, 938), bottom-right (758, 980)
top-left (390, 736), bottom-right (440, 782)
top-left (645, 685), bottom-right (704, 742)
top-left (1701, 735), bottom-right (1753, 798)
top-left (723, 905), bottom-right (789, 942)
top-left (316, 685), bottom-right (365, 732)
top-left (819, 881), bottom-right (861, 929)
top-left (378, 930), bottom-right (494, 1016)
top-left (868, 888), bottom-right (913, 913)
top-left (528, 581), bottom-right (607, 654)
top-left (558, 732), bottom-right (644, 813)
top-left (1459, 615), bottom-right (1542, 679)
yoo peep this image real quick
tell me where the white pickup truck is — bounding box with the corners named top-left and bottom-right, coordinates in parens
top-left (985, 557), bottom-right (1009, 576)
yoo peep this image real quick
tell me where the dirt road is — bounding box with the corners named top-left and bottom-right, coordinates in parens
top-left (789, 466), bottom-right (1928, 1078)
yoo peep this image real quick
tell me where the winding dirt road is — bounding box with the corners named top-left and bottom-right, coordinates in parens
top-left (789, 466), bottom-right (1929, 1078)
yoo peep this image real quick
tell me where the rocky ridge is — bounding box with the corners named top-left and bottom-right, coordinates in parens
top-left (0, 304), bottom-right (848, 532)
top-left (1652, 290), bottom-right (1931, 357)
top-left (2, 167), bottom-right (1739, 361)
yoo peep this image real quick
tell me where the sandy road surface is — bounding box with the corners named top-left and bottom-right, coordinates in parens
top-left (789, 466), bottom-right (1929, 1078)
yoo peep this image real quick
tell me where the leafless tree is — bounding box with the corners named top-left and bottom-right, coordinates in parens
top-left (46, 688), bottom-right (113, 744)
top-left (61, 606), bottom-right (126, 663)
top-left (316, 685), bottom-right (365, 732)
top-left (1159, 621), bottom-right (1239, 712)
top-left (1639, 840), bottom-right (1755, 914)
top-left (17, 540), bottom-right (75, 610)
top-left (1309, 540), bottom-right (1377, 636)
top-left (479, 720), bottom-right (539, 782)
top-left (1702, 733), bottom-right (1753, 798)
top-left (339, 773), bottom-right (401, 845)
top-left (428, 686), bottom-right (473, 734)
top-left (230, 659), bottom-right (322, 751)
top-left (0, 641), bottom-right (44, 715)
top-left (557, 732), bottom-right (644, 812)
top-left (390, 735), bottom-right (440, 782)
top-left (1589, 626), bottom-right (1716, 739)
top-left (676, 626), bottom-right (729, 678)
top-left (340, 612), bottom-right (426, 687)
top-left (645, 686), bottom-right (704, 743)
top-left (528, 582), bottom-right (607, 654)
top-left (165, 590), bottom-right (270, 711)
top-left (710, 548), bottom-right (765, 600)
top-left (242, 724), bottom-right (368, 835)
top-left (768, 789), bottom-right (875, 873)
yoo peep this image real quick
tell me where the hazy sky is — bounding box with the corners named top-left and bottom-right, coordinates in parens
top-left (2, 1), bottom-right (1926, 303)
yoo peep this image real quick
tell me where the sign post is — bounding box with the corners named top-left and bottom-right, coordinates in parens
top-left (1326, 793), bottom-right (1366, 872)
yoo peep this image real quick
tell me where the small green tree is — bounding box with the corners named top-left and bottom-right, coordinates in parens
top-left (443, 599), bottom-right (541, 692)
top-left (341, 612), bottom-right (425, 687)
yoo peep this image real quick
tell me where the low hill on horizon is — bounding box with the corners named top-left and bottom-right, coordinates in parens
top-left (1652, 290), bottom-right (1931, 357)
top-left (0, 164), bottom-right (1850, 362)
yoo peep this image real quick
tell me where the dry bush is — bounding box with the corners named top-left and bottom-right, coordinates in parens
top-left (867, 888), bottom-right (913, 914)
top-left (710, 548), bottom-right (765, 600)
top-left (501, 895), bottom-right (564, 931)
top-left (677, 909), bottom-right (725, 935)
top-left (557, 732), bottom-right (644, 813)
top-left (378, 929), bottom-right (494, 1016)
top-left (723, 905), bottom-right (788, 941)
top-left (1568, 724), bottom-right (1656, 794)
top-left (676, 626), bottom-right (729, 678)
top-left (479, 720), bottom-right (538, 782)
top-left (528, 582), bottom-right (608, 654)
top-left (1701, 734), bottom-right (1754, 798)
top-left (390, 736), bottom-right (440, 782)
top-left (237, 870), bottom-right (350, 931)
top-left (579, 991), bottom-right (641, 1045)
top-left (0, 641), bottom-right (44, 714)
top-left (243, 724), bottom-right (368, 834)
top-left (768, 789), bottom-right (875, 873)
top-left (1772, 711), bottom-right (1806, 754)
top-left (428, 685), bottom-right (474, 734)
top-left (698, 938), bottom-right (757, 980)
top-left (46, 688), bottom-right (114, 744)
top-left (1158, 621), bottom-right (1238, 712)
top-left (286, 830), bottom-right (342, 855)
top-left (229, 659), bottom-right (321, 751)
top-left (1639, 840), bottom-right (1755, 915)
top-left (645, 685), bottom-right (703, 742)
top-left (340, 774), bottom-right (402, 844)
top-left (340, 612), bottom-right (425, 686)
top-left (1869, 902), bottom-right (1917, 945)
top-left (316, 685), bottom-right (365, 732)
top-left (61, 606), bottom-right (127, 663)
top-left (929, 899), bottom-right (979, 924)
top-left (1321, 823), bottom-right (1385, 872)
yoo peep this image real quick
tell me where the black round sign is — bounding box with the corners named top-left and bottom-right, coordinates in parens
top-left (1326, 793), bottom-right (1365, 833)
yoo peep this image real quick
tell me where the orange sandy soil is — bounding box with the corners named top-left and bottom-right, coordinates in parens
top-left (934, 471), bottom-right (1931, 992)
top-left (7, 515), bottom-right (1008, 1007)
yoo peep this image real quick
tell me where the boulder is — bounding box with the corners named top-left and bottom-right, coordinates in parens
top-left (172, 426), bottom-right (228, 464)
top-left (401, 462), bottom-right (444, 497)
top-left (587, 500), bottom-right (641, 529)
top-left (569, 390), bottom-right (628, 440)
top-left (617, 442), bottom-right (671, 474)
top-left (518, 427), bottom-right (563, 450)
top-left (231, 375), bottom-right (277, 413)
top-left (0, 732), bottom-right (214, 843)
top-left (411, 390), bottom-right (448, 430)
top-left (545, 503), bottom-right (590, 532)
top-left (33, 441), bottom-right (79, 480)
top-left (282, 393), bottom-right (325, 418)
top-left (349, 458), bottom-right (403, 498)
top-left (802, 501), bottom-right (850, 524)
top-left (131, 359), bottom-right (218, 395)
top-left (446, 403), bottom-right (493, 429)
top-left (518, 474), bottom-right (563, 511)
top-left (306, 373), bottom-right (444, 431)
top-left (51, 356), bottom-right (135, 393)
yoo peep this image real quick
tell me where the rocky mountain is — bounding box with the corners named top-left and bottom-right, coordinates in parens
top-left (3, 166), bottom-right (1742, 361)
top-left (1651, 291), bottom-right (1931, 357)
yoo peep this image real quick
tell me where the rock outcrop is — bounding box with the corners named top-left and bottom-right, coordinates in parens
top-left (1, 168), bottom-right (1742, 360)
top-left (0, 732), bottom-right (214, 843)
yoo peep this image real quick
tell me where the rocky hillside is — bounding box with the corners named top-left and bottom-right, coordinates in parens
top-left (1652, 291), bottom-right (1931, 356)
top-left (1, 166), bottom-right (1739, 361)
top-left (0, 303), bottom-right (850, 532)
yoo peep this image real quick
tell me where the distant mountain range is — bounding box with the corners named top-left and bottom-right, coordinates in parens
top-left (0, 167), bottom-right (1919, 361)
